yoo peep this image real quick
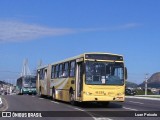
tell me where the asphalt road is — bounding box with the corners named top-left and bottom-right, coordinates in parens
top-left (0, 95), bottom-right (160, 120)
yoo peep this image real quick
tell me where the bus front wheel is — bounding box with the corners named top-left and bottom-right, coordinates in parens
top-left (20, 89), bottom-right (23, 95)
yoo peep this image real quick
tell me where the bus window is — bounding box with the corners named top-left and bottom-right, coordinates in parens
top-left (51, 65), bottom-right (55, 79)
top-left (63, 62), bottom-right (69, 77)
top-left (70, 61), bottom-right (76, 77)
top-left (55, 65), bottom-right (59, 78)
top-left (86, 61), bottom-right (124, 85)
top-left (40, 69), bottom-right (45, 80)
top-left (59, 64), bottom-right (63, 78)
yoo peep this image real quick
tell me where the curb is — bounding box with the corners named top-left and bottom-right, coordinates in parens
top-left (125, 96), bottom-right (160, 101)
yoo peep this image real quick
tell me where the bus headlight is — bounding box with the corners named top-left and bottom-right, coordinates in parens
top-left (86, 92), bottom-right (92, 95)
top-left (117, 93), bottom-right (123, 96)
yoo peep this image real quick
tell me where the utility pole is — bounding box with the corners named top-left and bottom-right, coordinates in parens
top-left (145, 73), bottom-right (149, 95)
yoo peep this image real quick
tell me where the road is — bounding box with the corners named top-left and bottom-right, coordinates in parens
top-left (0, 95), bottom-right (160, 120)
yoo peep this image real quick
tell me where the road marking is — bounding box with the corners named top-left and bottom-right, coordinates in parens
top-left (73, 107), bottom-right (112, 120)
top-left (129, 101), bottom-right (144, 104)
top-left (0, 98), bottom-right (2, 105)
top-left (32, 96), bottom-right (35, 97)
top-left (74, 107), bottom-right (84, 111)
top-left (1, 98), bottom-right (9, 111)
top-left (87, 112), bottom-right (113, 120)
top-left (51, 101), bottom-right (59, 104)
top-left (123, 107), bottom-right (137, 111)
top-left (39, 98), bottom-right (44, 100)
top-left (66, 105), bottom-right (112, 120)
top-left (94, 118), bottom-right (113, 120)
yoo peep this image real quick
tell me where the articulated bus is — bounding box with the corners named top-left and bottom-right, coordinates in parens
top-left (36, 52), bottom-right (127, 105)
top-left (16, 75), bottom-right (37, 95)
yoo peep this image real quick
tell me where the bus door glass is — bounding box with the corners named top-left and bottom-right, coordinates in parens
top-left (76, 62), bottom-right (83, 98)
top-left (44, 69), bottom-right (47, 94)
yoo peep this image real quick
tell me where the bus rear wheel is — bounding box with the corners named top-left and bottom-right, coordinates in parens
top-left (52, 88), bottom-right (56, 101)
top-left (39, 89), bottom-right (42, 97)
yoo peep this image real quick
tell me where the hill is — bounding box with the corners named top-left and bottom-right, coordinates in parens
top-left (126, 81), bottom-right (138, 88)
top-left (139, 72), bottom-right (160, 88)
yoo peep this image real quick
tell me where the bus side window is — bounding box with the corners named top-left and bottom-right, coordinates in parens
top-left (55, 65), bottom-right (59, 78)
top-left (51, 65), bottom-right (55, 79)
top-left (40, 69), bottom-right (45, 80)
top-left (59, 64), bottom-right (63, 78)
top-left (63, 62), bottom-right (69, 77)
top-left (70, 61), bottom-right (76, 77)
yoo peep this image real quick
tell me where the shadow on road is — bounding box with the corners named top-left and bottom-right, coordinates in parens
top-left (76, 102), bottom-right (123, 109)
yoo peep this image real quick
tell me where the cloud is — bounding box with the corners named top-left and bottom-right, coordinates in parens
top-left (0, 21), bottom-right (75, 42)
top-left (0, 21), bottom-right (140, 43)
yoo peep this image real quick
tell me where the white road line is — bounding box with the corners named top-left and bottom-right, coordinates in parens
top-left (73, 107), bottom-right (113, 120)
top-left (32, 96), bottom-right (35, 97)
top-left (87, 112), bottom-right (113, 120)
top-left (39, 98), bottom-right (44, 99)
top-left (74, 107), bottom-right (84, 111)
top-left (0, 98), bottom-right (2, 105)
top-left (94, 118), bottom-right (113, 120)
top-left (1, 98), bottom-right (9, 111)
top-left (51, 101), bottom-right (59, 104)
top-left (123, 107), bottom-right (137, 111)
top-left (129, 101), bottom-right (144, 104)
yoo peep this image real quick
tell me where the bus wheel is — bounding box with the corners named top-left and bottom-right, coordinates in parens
top-left (20, 89), bottom-right (23, 95)
top-left (52, 88), bottom-right (56, 101)
top-left (39, 89), bottom-right (42, 97)
top-left (69, 91), bottom-right (76, 105)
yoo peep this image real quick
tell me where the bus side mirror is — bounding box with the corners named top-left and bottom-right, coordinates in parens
top-left (125, 67), bottom-right (128, 80)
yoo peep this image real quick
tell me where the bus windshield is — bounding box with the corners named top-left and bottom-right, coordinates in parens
top-left (23, 78), bottom-right (30, 87)
top-left (30, 78), bottom-right (36, 87)
top-left (85, 61), bottom-right (124, 85)
top-left (23, 77), bottom-right (36, 88)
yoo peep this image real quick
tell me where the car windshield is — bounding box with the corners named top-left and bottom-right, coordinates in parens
top-left (85, 61), bottom-right (124, 85)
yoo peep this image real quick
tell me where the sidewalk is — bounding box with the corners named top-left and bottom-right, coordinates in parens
top-left (125, 95), bottom-right (160, 101)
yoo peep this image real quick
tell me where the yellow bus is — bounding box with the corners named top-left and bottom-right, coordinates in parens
top-left (36, 52), bottom-right (127, 105)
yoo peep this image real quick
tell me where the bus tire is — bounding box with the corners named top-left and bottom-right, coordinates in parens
top-left (39, 87), bottom-right (42, 97)
top-left (20, 89), bottom-right (23, 95)
top-left (69, 90), bottom-right (77, 105)
top-left (52, 88), bottom-right (56, 101)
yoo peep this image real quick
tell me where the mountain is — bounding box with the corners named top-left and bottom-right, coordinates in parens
top-left (139, 72), bottom-right (160, 88)
top-left (126, 81), bottom-right (138, 88)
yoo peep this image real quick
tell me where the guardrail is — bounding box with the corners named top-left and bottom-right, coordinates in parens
top-left (126, 96), bottom-right (160, 101)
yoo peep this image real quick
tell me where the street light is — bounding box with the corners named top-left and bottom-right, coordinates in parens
top-left (145, 73), bottom-right (149, 95)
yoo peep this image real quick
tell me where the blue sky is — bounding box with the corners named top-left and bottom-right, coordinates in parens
top-left (0, 0), bottom-right (160, 84)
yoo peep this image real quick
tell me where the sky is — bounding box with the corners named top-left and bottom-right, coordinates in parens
top-left (0, 0), bottom-right (160, 84)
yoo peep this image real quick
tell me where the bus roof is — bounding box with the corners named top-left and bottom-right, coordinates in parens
top-left (17, 75), bottom-right (36, 79)
top-left (37, 52), bottom-right (123, 69)
top-left (37, 64), bottom-right (48, 70)
top-left (50, 52), bottom-right (123, 66)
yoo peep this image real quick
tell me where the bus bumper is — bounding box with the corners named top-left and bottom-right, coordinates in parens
top-left (22, 89), bottom-right (37, 95)
top-left (82, 94), bottom-right (125, 102)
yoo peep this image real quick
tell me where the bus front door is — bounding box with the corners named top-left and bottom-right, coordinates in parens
top-left (76, 62), bottom-right (83, 100)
